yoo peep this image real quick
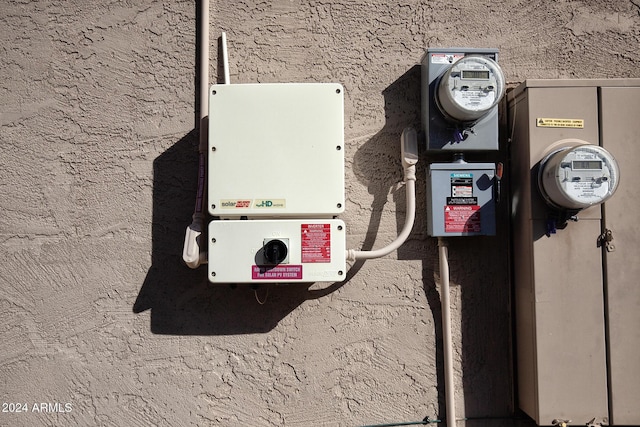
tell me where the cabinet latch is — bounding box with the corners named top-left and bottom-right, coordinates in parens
top-left (597, 228), bottom-right (615, 252)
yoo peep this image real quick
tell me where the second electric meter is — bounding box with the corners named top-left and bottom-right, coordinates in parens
top-left (421, 48), bottom-right (504, 151)
top-left (539, 144), bottom-right (620, 210)
top-left (437, 55), bottom-right (505, 122)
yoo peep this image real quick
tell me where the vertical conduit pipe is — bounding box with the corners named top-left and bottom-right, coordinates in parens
top-left (182, 0), bottom-right (209, 268)
top-left (221, 32), bottom-right (230, 85)
top-left (438, 237), bottom-right (456, 427)
top-left (196, 0), bottom-right (209, 203)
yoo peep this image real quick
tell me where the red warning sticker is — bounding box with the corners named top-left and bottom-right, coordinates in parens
top-left (252, 265), bottom-right (303, 280)
top-left (301, 223), bottom-right (331, 263)
top-left (431, 53), bottom-right (464, 64)
top-left (444, 205), bottom-right (481, 233)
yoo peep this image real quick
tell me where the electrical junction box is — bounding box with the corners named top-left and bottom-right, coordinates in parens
top-left (207, 83), bottom-right (346, 284)
top-left (208, 219), bottom-right (346, 283)
top-left (208, 83), bottom-right (345, 218)
top-left (426, 162), bottom-right (496, 236)
top-left (421, 48), bottom-right (504, 151)
top-left (509, 79), bottom-right (640, 426)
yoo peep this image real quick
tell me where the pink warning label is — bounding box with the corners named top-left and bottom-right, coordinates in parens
top-left (444, 205), bottom-right (481, 233)
top-left (252, 265), bottom-right (303, 280)
top-left (301, 223), bottom-right (331, 263)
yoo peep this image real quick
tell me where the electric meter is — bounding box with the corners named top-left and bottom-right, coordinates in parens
top-left (539, 144), bottom-right (620, 210)
top-left (436, 55), bottom-right (505, 122)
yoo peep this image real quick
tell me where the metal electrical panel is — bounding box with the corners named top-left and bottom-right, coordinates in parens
top-left (207, 83), bottom-right (346, 283)
top-left (508, 79), bottom-right (640, 426)
top-left (426, 162), bottom-right (496, 236)
top-left (421, 48), bottom-right (504, 151)
top-left (421, 48), bottom-right (504, 237)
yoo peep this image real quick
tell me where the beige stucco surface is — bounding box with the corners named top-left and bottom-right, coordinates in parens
top-left (1, 1), bottom-right (639, 426)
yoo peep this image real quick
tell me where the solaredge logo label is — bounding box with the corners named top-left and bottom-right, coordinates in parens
top-left (220, 200), bottom-right (252, 208)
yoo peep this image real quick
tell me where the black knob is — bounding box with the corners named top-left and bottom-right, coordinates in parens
top-left (264, 239), bottom-right (288, 265)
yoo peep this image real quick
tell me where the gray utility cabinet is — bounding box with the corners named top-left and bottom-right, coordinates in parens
top-left (508, 79), bottom-right (640, 426)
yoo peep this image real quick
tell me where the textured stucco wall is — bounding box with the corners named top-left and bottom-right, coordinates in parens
top-left (1, 1), bottom-right (639, 426)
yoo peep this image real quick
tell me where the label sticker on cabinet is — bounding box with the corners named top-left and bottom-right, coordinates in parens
top-left (254, 199), bottom-right (286, 209)
top-left (301, 223), bottom-right (331, 263)
top-left (431, 53), bottom-right (464, 64)
top-left (536, 118), bottom-right (584, 128)
top-left (445, 205), bottom-right (481, 233)
top-left (252, 265), bottom-right (302, 280)
top-left (220, 199), bottom-right (252, 209)
top-left (450, 172), bottom-right (474, 204)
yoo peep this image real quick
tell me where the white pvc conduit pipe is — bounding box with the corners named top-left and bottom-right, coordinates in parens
top-left (221, 32), bottom-right (230, 85)
top-left (438, 236), bottom-right (456, 427)
top-left (346, 127), bottom-right (418, 262)
top-left (346, 178), bottom-right (415, 261)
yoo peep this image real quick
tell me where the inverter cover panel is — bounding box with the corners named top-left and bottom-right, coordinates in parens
top-left (208, 83), bottom-right (345, 218)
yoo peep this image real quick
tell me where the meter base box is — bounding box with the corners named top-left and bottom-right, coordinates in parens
top-left (208, 220), bottom-right (346, 284)
top-left (426, 162), bottom-right (496, 236)
top-left (508, 79), bottom-right (640, 426)
top-left (421, 48), bottom-right (499, 151)
top-left (208, 83), bottom-right (345, 219)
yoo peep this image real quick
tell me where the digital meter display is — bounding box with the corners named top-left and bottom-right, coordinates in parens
top-left (436, 55), bottom-right (505, 122)
top-left (539, 144), bottom-right (620, 210)
top-left (461, 70), bottom-right (490, 80)
top-left (572, 160), bottom-right (602, 170)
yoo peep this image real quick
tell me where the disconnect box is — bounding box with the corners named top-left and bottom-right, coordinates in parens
top-left (426, 162), bottom-right (496, 236)
top-left (208, 219), bottom-right (346, 283)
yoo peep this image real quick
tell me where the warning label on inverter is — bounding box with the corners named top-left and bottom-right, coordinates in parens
top-left (301, 223), bottom-right (331, 263)
top-left (445, 205), bottom-right (481, 233)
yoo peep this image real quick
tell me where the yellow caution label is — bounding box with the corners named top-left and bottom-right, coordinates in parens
top-left (536, 118), bottom-right (584, 128)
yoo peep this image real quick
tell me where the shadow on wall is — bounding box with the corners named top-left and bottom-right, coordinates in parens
top-left (368, 64), bottom-right (446, 425)
top-left (133, 4), bottom-right (315, 335)
top-left (133, 130), bottom-right (313, 335)
top-left (364, 64), bottom-right (515, 422)
top-left (432, 103), bottom-right (514, 421)
top-left (351, 65), bottom-right (426, 262)
top-left (318, 64), bottom-right (427, 297)
top-left (133, 65), bottom-right (429, 335)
